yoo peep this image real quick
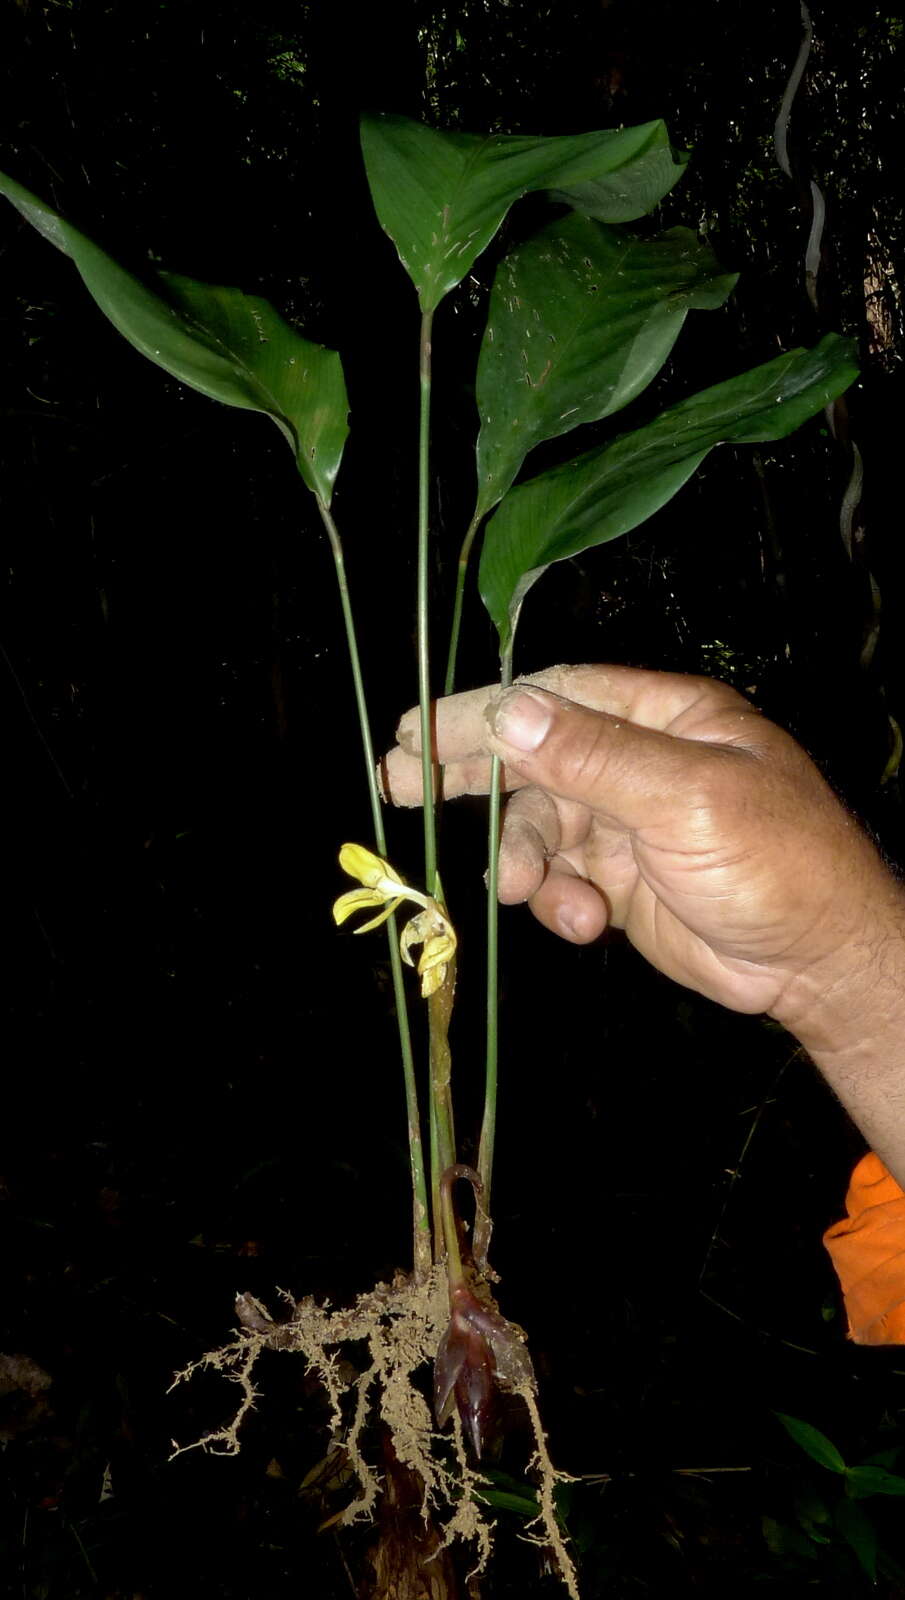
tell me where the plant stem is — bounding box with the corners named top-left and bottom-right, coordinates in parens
top-left (417, 311), bottom-right (461, 1265)
top-left (438, 1166), bottom-right (465, 1290)
top-left (317, 495), bottom-right (431, 1282)
top-left (429, 966), bottom-right (459, 1257)
top-left (429, 1095), bottom-right (443, 1262)
top-left (475, 642), bottom-right (513, 1262)
top-left (417, 310), bottom-right (439, 895)
top-left (443, 509), bottom-right (482, 696)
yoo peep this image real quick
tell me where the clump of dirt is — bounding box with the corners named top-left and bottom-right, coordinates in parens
top-left (168, 1267), bottom-right (578, 1596)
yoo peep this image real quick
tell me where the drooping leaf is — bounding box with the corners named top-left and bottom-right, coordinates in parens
top-left (360, 112), bottom-right (687, 313)
top-left (774, 1412), bottom-right (848, 1475)
top-left (474, 212), bottom-right (737, 519)
top-left (479, 334), bottom-right (857, 651)
top-left (0, 170), bottom-right (348, 503)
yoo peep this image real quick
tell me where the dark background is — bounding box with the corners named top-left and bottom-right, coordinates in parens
top-left (1, 1), bottom-right (903, 1594)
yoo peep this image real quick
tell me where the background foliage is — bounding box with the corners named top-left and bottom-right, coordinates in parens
top-left (1, 1), bottom-right (903, 1594)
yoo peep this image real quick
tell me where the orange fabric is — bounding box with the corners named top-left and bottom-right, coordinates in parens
top-left (823, 1152), bottom-right (905, 1344)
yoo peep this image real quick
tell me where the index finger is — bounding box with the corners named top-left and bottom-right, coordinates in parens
top-left (393, 663), bottom-right (749, 760)
top-left (382, 663), bottom-right (754, 803)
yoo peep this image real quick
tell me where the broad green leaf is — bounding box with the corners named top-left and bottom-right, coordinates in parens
top-left (474, 212), bottom-right (737, 519)
top-left (774, 1412), bottom-right (848, 1475)
top-left (846, 1465), bottom-right (905, 1498)
top-left (834, 1497), bottom-right (878, 1582)
top-left (360, 112), bottom-right (687, 313)
top-left (0, 170), bottom-right (348, 503)
top-left (479, 334), bottom-right (857, 651)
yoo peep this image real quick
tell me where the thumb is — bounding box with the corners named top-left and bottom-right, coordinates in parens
top-left (484, 685), bottom-right (714, 830)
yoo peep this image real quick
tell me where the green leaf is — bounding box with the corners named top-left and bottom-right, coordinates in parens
top-left (474, 212), bottom-right (737, 519)
top-left (774, 1412), bottom-right (848, 1475)
top-left (761, 1516), bottom-right (820, 1562)
top-left (793, 1484), bottom-right (833, 1542)
top-left (0, 170), bottom-right (348, 503)
top-left (479, 334), bottom-right (857, 650)
top-left (862, 1449), bottom-right (902, 1469)
top-left (834, 1497), bottom-right (878, 1582)
top-left (360, 112), bottom-right (687, 313)
top-left (475, 1485), bottom-right (540, 1517)
top-left (549, 141), bottom-right (691, 224)
top-left (847, 1465), bottom-right (905, 1498)
top-left (474, 1467), bottom-right (539, 1518)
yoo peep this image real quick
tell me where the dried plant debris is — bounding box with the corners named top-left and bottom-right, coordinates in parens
top-left (168, 1269), bottom-right (579, 1596)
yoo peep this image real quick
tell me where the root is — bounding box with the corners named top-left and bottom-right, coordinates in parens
top-left (168, 1267), bottom-right (579, 1593)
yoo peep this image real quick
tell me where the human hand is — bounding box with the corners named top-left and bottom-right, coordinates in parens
top-left (383, 664), bottom-right (905, 1043)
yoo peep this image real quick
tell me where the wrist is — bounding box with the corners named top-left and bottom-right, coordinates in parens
top-left (770, 881), bottom-right (905, 1063)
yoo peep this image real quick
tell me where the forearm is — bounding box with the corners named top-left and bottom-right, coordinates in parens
top-left (774, 884), bottom-right (905, 1187)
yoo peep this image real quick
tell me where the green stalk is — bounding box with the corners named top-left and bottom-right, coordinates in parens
top-left (474, 642), bottom-right (514, 1264)
top-left (443, 509), bottom-right (482, 697)
top-left (429, 969), bottom-right (459, 1263)
top-left (317, 496), bottom-right (431, 1282)
top-left (416, 309), bottom-right (464, 1266)
top-left (417, 311), bottom-right (439, 895)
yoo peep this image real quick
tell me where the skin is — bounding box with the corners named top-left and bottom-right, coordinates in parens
top-left (383, 664), bottom-right (905, 1186)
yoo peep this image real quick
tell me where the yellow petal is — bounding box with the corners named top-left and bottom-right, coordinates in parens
top-left (419, 958), bottom-right (450, 998)
top-left (332, 886), bottom-right (384, 926)
top-left (399, 909), bottom-right (428, 966)
top-left (351, 897), bottom-right (404, 935)
top-left (399, 906), bottom-right (457, 996)
top-left (338, 842), bottom-right (398, 889)
top-left (418, 931), bottom-right (454, 975)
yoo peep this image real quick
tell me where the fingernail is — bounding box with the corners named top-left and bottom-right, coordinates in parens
top-left (489, 689), bottom-right (552, 751)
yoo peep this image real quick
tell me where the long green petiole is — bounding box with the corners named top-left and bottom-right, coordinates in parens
top-left (416, 309), bottom-right (464, 1264)
top-left (417, 311), bottom-right (440, 897)
top-left (443, 509), bottom-right (482, 697)
top-left (474, 643), bottom-right (514, 1265)
top-left (317, 496), bottom-right (431, 1282)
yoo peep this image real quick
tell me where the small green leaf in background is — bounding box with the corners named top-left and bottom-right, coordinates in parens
top-left (0, 171), bottom-right (349, 504)
top-left (474, 212), bottom-right (737, 519)
top-left (834, 1497), bottom-right (879, 1582)
top-left (793, 1483), bottom-right (834, 1544)
top-left (846, 1464), bottom-right (905, 1498)
top-left (762, 1515), bottom-right (820, 1563)
top-left (360, 112), bottom-right (687, 313)
top-left (774, 1412), bottom-right (848, 1475)
top-left (479, 333), bottom-right (858, 651)
top-left (474, 1466), bottom-right (540, 1518)
top-left (475, 1483), bottom-right (540, 1517)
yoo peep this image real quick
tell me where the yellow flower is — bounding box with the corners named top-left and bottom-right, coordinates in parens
top-left (399, 906), bottom-right (456, 998)
top-left (333, 843), bottom-right (456, 997)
